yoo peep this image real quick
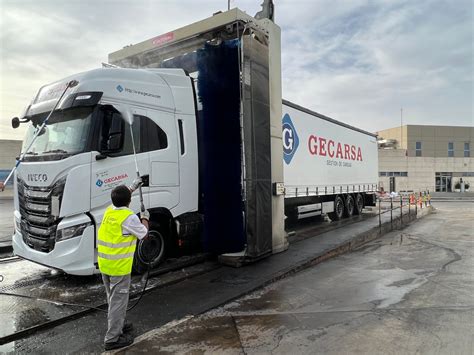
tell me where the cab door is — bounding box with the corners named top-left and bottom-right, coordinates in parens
top-left (90, 106), bottom-right (149, 215)
top-left (142, 109), bottom-right (180, 210)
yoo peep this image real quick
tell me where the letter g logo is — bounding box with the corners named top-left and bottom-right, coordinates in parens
top-left (282, 113), bottom-right (299, 164)
top-left (283, 127), bottom-right (293, 151)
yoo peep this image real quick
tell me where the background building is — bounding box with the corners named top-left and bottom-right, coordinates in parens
top-left (377, 125), bottom-right (473, 193)
top-left (0, 139), bottom-right (22, 188)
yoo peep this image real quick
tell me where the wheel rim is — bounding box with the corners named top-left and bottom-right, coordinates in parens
top-left (137, 230), bottom-right (164, 265)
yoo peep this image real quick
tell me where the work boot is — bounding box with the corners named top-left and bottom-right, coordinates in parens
top-left (123, 321), bottom-right (134, 333)
top-left (104, 333), bottom-right (134, 351)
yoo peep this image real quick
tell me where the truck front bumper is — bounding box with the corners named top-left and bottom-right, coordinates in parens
top-left (12, 214), bottom-right (97, 276)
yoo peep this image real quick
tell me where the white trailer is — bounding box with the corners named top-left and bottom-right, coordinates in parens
top-left (282, 100), bottom-right (378, 221)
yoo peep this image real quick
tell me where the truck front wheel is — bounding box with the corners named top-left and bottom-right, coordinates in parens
top-left (133, 225), bottom-right (166, 274)
top-left (328, 196), bottom-right (345, 221)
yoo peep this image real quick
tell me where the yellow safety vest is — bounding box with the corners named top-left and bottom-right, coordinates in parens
top-left (98, 206), bottom-right (137, 276)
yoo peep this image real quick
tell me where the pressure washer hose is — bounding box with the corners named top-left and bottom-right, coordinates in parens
top-left (125, 265), bottom-right (151, 311)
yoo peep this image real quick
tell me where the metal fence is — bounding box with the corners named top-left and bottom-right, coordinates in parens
top-left (376, 191), bottom-right (432, 232)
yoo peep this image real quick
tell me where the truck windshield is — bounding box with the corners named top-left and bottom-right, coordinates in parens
top-left (22, 107), bottom-right (94, 159)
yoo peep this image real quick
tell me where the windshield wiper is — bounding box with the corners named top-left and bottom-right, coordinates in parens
top-left (24, 151), bottom-right (38, 155)
top-left (43, 149), bottom-right (69, 154)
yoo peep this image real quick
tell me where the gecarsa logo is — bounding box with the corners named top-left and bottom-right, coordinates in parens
top-left (282, 113), bottom-right (299, 164)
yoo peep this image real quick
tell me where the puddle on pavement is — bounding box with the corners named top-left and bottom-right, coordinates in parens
top-left (289, 213), bottom-right (371, 243)
top-left (124, 315), bottom-right (242, 354)
top-left (215, 235), bottom-right (455, 316)
top-left (0, 293), bottom-right (76, 338)
top-left (0, 272), bottom-right (146, 341)
top-left (16, 307), bottom-right (50, 329)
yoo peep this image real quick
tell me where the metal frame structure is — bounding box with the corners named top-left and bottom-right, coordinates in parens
top-left (109, 8), bottom-right (287, 261)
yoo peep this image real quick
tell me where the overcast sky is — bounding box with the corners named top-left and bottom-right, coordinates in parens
top-left (0, 0), bottom-right (472, 140)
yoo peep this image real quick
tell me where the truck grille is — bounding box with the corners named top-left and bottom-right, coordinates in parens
top-left (17, 177), bottom-right (65, 253)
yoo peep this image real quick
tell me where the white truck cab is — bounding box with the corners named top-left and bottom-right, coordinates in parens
top-left (12, 68), bottom-right (199, 275)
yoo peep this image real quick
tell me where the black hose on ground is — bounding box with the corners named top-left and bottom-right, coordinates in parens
top-left (126, 263), bottom-right (151, 311)
top-left (0, 291), bottom-right (109, 313)
top-left (0, 265), bottom-right (152, 313)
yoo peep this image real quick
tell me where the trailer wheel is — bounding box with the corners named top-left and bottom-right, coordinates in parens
top-left (354, 193), bottom-right (364, 215)
top-left (328, 196), bottom-right (345, 221)
top-left (132, 225), bottom-right (166, 274)
top-left (344, 194), bottom-right (355, 217)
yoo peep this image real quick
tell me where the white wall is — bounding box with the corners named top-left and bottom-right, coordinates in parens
top-left (378, 148), bottom-right (473, 192)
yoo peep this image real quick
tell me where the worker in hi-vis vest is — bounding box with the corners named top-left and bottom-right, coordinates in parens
top-left (98, 181), bottom-right (149, 351)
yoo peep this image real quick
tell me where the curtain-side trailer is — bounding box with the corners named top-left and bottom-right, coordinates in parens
top-left (282, 100), bottom-right (378, 222)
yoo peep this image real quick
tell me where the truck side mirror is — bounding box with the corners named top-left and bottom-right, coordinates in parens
top-left (12, 117), bottom-right (20, 129)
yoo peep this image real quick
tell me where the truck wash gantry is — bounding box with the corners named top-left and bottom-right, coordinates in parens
top-left (109, 8), bottom-right (288, 260)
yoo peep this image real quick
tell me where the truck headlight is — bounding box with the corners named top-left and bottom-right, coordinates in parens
top-left (56, 222), bottom-right (91, 242)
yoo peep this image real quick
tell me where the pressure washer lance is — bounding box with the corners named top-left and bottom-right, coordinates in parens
top-left (1, 80), bottom-right (79, 191)
top-left (129, 123), bottom-right (145, 214)
top-left (126, 119), bottom-right (153, 311)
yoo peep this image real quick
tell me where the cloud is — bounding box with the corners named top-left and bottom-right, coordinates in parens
top-left (0, 0), bottom-right (472, 140)
top-left (280, 0), bottom-right (473, 130)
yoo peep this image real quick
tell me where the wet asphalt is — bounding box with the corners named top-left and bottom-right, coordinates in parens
top-left (1, 201), bottom-right (470, 353)
top-left (120, 201), bottom-right (473, 354)
top-left (0, 198), bottom-right (14, 245)
top-left (1, 206), bottom-right (386, 353)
